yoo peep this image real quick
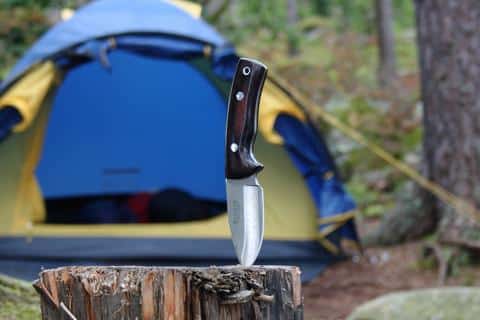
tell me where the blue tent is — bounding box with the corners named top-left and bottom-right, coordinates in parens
top-left (0, 0), bottom-right (358, 282)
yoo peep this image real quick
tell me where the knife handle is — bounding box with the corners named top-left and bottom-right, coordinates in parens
top-left (225, 58), bottom-right (267, 179)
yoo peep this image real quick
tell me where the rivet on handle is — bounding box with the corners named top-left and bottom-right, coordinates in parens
top-left (235, 91), bottom-right (245, 101)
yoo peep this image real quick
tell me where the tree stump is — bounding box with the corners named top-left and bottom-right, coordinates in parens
top-left (33, 266), bottom-right (303, 320)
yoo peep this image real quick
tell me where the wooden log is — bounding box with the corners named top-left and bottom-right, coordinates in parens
top-left (33, 265), bottom-right (303, 320)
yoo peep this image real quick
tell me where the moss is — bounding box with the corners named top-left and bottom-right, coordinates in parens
top-left (0, 274), bottom-right (40, 320)
top-left (0, 301), bottom-right (40, 320)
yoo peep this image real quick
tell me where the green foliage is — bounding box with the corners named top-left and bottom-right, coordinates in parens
top-left (393, 0), bottom-right (415, 30)
top-left (336, 0), bottom-right (375, 33)
top-left (0, 0), bottom-right (82, 9)
top-left (312, 0), bottom-right (330, 16)
top-left (242, 0), bottom-right (287, 33)
top-left (317, 0), bottom-right (414, 33)
top-left (0, 5), bottom-right (50, 78)
top-left (396, 36), bottom-right (418, 74)
top-left (308, 0), bottom-right (371, 31)
top-left (216, 0), bottom-right (290, 45)
top-left (0, 0), bottom-right (87, 78)
top-left (0, 0), bottom-right (49, 9)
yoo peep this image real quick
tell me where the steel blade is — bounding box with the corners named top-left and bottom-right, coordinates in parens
top-left (226, 174), bottom-right (264, 266)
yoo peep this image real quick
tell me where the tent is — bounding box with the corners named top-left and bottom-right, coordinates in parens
top-left (0, 0), bottom-right (358, 281)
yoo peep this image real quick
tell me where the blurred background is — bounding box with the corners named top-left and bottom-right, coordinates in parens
top-left (1, 1), bottom-right (480, 319)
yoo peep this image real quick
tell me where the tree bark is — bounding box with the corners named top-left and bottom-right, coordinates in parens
top-left (415, 0), bottom-right (480, 247)
top-left (375, 0), bottom-right (397, 86)
top-left (33, 266), bottom-right (303, 320)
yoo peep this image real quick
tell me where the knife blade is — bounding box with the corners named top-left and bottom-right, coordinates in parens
top-left (225, 58), bottom-right (267, 266)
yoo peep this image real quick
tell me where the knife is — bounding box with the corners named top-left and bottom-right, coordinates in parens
top-left (225, 58), bottom-right (267, 266)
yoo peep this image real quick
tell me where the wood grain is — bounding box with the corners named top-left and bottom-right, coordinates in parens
top-left (34, 265), bottom-right (303, 320)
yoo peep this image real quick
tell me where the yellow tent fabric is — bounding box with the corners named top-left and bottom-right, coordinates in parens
top-left (259, 79), bottom-right (306, 144)
top-left (50, 1), bottom-right (203, 24)
top-left (169, 0), bottom-right (202, 18)
top-left (0, 62), bottom-right (60, 234)
top-left (0, 62), bottom-right (59, 132)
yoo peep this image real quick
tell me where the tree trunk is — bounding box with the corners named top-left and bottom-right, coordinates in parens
top-left (375, 0), bottom-right (397, 86)
top-left (33, 266), bottom-right (303, 320)
top-left (287, 0), bottom-right (299, 56)
top-left (415, 0), bottom-right (480, 247)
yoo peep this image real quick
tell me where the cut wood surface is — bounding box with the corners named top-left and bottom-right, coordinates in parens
top-left (33, 265), bottom-right (303, 320)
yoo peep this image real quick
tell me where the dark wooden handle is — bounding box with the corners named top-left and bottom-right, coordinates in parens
top-left (225, 58), bottom-right (268, 179)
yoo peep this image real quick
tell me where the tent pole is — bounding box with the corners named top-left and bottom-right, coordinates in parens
top-left (33, 265), bottom-right (303, 319)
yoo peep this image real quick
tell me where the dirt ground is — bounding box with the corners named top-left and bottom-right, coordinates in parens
top-left (303, 224), bottom-right (480, 319)
top-left (303, 242), bottom-right (435, 319)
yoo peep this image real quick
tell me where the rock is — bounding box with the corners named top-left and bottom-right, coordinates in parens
top-left (362, 181), bottom-right (435, 246)
top-left (0, 273), bottom-right (40, 320)
top-left (347, 287), bottom-right (480, 320)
